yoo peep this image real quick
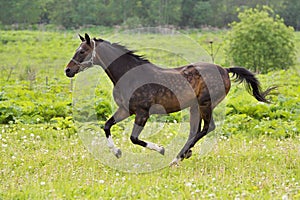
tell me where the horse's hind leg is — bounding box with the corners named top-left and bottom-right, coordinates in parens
top-left (130, 111), bottom-right (165, 155)
top-left (170, 103), bottom-right (215, 166)
top-left (170, 104), bottom-right (202, 165)
top-left (189, 104), bottom-right (215, 149)
top-left (104, 107), bottom-right (130, 158)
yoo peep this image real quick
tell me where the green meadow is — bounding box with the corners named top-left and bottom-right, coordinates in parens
top-left (0, 29), bottom-right (299, 199)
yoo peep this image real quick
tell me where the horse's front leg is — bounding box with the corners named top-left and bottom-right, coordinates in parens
top-left (104, 107), bottom-right (130, 158)
top-left (130, 112), bottom-right (165, 155)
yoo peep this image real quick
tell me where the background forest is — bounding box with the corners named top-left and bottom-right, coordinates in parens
top-left (0, 0), bottom-right (299, 30)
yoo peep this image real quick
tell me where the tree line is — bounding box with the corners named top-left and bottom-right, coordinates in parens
top-left (0, 0), bottom-right (299, 30)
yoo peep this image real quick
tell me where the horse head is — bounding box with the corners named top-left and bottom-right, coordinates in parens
top-left (65, 33), bottom-right (96, 78)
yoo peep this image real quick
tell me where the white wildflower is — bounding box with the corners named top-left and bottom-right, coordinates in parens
top-left (282, 194), bottom-right (288, 200)
top-left (185, 182), bottom-right (192, 187)
top-left (99, 180), bottom-right (105, 184)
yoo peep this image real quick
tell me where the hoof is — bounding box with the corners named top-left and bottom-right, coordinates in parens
top-left (159, 147), bottom-right (165, 155)
top-left (169, 157), bottom-right (182, 167)
top-left (184, 149), bottom-right (192, 159)
top-left (114, 148), bottom-right (122, 159)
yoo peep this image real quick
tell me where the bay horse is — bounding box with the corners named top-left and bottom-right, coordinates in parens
top-left (65, 33), bottom-right (275, 166)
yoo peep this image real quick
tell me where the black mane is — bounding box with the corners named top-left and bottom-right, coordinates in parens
top-left (94, 38), bottom-right (149, 63)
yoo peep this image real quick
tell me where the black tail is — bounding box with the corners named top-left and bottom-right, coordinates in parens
top-left (227, 67), bottom-right (276, 103)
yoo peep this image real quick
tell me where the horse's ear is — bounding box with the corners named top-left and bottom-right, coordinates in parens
top-left (79, 34), bottom-right (85, 42)
top-left (85, 33), bottom-right (91, 45)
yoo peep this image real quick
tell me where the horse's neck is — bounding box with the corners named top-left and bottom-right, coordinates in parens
top-left (95, 42), bottom-right (149, 85)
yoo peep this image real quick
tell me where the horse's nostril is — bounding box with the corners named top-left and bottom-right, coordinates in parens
top-left (65, 68), bottom-right (71, 73)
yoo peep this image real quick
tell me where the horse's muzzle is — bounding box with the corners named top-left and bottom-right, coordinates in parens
top-left (65, 60), bottom-right (80, 77)
top-left (65, 67), bottom-right (75, 78)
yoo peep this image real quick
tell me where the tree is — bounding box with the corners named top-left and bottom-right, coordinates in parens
top-left (278, 0), bottom-right (300, 31)
top-left (193, 1), bottom-right (213, 27)
top-left (0, 0), bottom-right (43, 25)
top-left (225, 6), bottom-right (296, 73)
top-left (47, 0), bottom-right (76, 28)
top-left (180, 0), bottom-right (198, 27)
top-left (0, 0), bottom-right (299, 30)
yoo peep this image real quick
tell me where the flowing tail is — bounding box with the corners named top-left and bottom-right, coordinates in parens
top-left (226, 67), bottom-right (277, 103)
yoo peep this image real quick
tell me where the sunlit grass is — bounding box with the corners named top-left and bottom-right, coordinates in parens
top-left (1, 124), bottom-right (299, 199)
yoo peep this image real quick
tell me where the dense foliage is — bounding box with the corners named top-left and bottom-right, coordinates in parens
top-left (225, 6), bottom-right (296, 73)
top-left (0, 0), bottom-right (299, 30)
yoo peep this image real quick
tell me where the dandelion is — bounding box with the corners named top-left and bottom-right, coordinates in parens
top-left (282, 194), bottom-right (288, 200)
top-left (185, 182), bottom-right (192, 187)
top-left (99, 180), bottom-right (105, 184)
top-left (40, 181), bottom-right (46, 186)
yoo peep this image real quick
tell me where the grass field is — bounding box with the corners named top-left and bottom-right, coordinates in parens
top-left (1, 124), bottom-right (299, 199)
top-left (0, 28), bottom-right (299, 199)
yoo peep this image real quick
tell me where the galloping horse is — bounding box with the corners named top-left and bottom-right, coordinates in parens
top-left (65, 33), bottom-right (275, 165)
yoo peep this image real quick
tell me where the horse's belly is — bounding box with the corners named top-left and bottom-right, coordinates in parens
top-left (153, 91), bottom-right (197, 113)
top-left (114, 82), bottom-right (198, 114)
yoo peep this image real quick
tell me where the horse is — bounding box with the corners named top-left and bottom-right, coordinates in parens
top-left (65, 33), bottom-right (275, 166)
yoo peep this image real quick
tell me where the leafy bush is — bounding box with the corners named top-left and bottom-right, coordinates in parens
top-left (225, 6), bottom-right (296, 73)
top-left (223, 69), bottom-right (300, 138)
top-left (0, 82), bottom-right (72, 124)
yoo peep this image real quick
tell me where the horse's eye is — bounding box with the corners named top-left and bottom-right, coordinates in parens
top-left (79, 50), bottom-right (85, 54)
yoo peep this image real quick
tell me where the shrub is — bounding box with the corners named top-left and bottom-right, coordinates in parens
top-left (225, 6), bottom-right (296, 73)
